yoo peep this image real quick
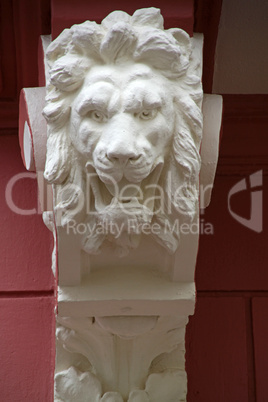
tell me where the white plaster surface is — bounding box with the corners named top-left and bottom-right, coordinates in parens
top-left (200, 94), bottom-right (222, 209)
top-left (23, 121), bottom-right (34, 171)
top-left (22, 87), bottom-right (47, 171)
top-left (55, 315), bottom-right (188, 401)
top-left (43, 9), bottom-right (206, 399)
top-left (19, 7), bottom-right (222, 402)
top-left (58, 265), bottom-right (195, 316)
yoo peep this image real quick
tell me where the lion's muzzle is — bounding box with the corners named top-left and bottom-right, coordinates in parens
top-left (92, 115), bottom-right (155, 185)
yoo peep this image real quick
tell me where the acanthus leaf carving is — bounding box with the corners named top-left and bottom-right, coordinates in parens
top-left (55, 367), bottom-right (102, 402)
top-left (56, 315), bottom-right (188, 401)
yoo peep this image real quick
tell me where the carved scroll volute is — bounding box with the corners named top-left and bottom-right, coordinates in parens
top-left (19, 7), bottom-right (222, 402)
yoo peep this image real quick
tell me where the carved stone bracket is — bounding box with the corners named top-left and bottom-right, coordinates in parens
top-left (19, 7), bottom-right (222, 401)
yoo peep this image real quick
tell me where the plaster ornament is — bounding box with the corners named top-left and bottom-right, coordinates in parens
top-left (55, 315), bottom-right (188, 401)
top-left (43, 7), bottom-right (203, 257)
top-left (18, 6), bottom-right (222, 402)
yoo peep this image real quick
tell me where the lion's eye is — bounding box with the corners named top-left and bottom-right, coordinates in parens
top-left (90, 111), bottom-right (106, 122)
top-left (138, 109), bottom-right (157, 120)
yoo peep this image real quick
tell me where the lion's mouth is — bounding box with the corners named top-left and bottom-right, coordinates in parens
top-left (92, 148), bottom-right (155, 185)
top-left (104, 176), bottom-right (141, 198)
top-left (85, 159), bottom-right (164, 212)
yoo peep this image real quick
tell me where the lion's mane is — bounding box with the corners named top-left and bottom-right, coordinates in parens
top-left (43, 8), bottom-right (203, 251)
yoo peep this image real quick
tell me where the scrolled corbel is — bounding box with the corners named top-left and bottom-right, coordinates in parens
top-left (19, 7), bottom-right (222, 401)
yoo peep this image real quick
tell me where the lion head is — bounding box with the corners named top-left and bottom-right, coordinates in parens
top-left (43, 8), bottom-right (203, 256)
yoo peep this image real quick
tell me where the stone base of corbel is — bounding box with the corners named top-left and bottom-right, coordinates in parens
top-left (54, 314), bottom-right (189, 402)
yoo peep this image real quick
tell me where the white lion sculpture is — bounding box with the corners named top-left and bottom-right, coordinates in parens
top-left (43, 7), bottom-right (203, 256)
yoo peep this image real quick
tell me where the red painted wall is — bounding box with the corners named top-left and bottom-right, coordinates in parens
top-left (0, 1), bottom-right (267, 401)
top-left (0, 134), bottom-right (55, 401)
top-left (187, 95), bottom-right (268, 401)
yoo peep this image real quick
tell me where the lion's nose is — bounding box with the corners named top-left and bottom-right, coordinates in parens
top-left (106, 147), bottom-right (139, 164)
